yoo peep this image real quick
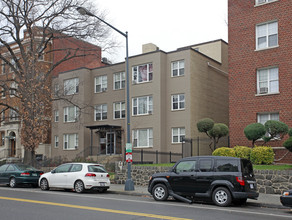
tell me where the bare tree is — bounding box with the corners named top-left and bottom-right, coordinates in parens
top-left (0, 0), bottom-right (112, 165)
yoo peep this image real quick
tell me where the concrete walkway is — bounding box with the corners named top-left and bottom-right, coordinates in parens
top-left (109, 184), bottom-right (286, 209)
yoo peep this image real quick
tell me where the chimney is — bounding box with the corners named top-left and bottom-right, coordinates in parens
top-left (142, 43), bottom-right (159, 54)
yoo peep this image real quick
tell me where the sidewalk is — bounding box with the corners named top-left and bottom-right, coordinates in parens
top-left (108, 184), bottom-right (285, 209)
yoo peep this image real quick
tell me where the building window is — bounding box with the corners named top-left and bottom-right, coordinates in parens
top-left (54, 110), bottom-right (59, 122)
top-left (9, 82), bottom-right (17, 97)
top-left (257, 67), bottom-right (279, 94)
top-left (256, 21), bottom-right (278, 50)
top-left (255, 0), bottom-right (277, 6)
top-left (54, 136), bottom-right (59, 148)
top-left (1, 87), bottom-right (6, 99)
top-left (132, 96), bottom-right (153, 116)
top-left (95, 104), bottom-right (107, 121)
top-left (132, 128), bottom-right (153, 148)
top-left (64, 106), bottom-right (79, 122)
top-left (132, 63), bottom-right (153, 84)
top-left (172, 94), bottom-right (185, 110)
top-left (1, 61), bottom-right (7, 75)
top-left (172, 127), bottom-right (185, 143)
top-left (64, 78), bottom-right (79, 95)
top-left (95, 75), bottom-right (107, 93)
top-left (171, 60), bottom-right (185, 77)
top-left (0, 131), bottom-right (4, 146)
top-left (54, 84), bottom-right (59, 96)
top-left (114, 72), bottom-right (125, 90)
top-left (114, 101), bottom-right (125, 119)
top-left (63, 134), bottom-right (78, 150)
top-left (9, 108), bottom-right (19, 121)
top-left (258, 112), bottom-right (279, 138)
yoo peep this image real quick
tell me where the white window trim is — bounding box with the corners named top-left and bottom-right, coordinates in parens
top-left (132, 128), bottom-right (153, 148)
top-left (54, 110), bottom-right (59, 122)
top-left (132, 96), bottom-right (153, 116)
top-left (113, 101), bottom-right (125, 119)
top-left (95, 75), bottom-right (108, 93)
top-left (132, 63), bottom-right (153, 84)
top-left (255, 0), bottom-right (278, 6)
top-left (171, 60), bottom-right (185, 77)
top-left (94, 104), bottom-right (108, 121)
top-left (54, 136), bottom-right (59, 148)
top-left (255, 20), bottom-right (278, 50)
top-left (64, 106), bottom-right (78, 123)
top-left (63, 134), bottom-right (78, 150)
top-left (171, 94), bottom-right (185, 111)
top-left (64, 78), bottom-right (79, 95)
top-left (113, 72), bottom-right (125, 90)
top-left (256, 67), bottom-right (279, 95)
top-left (172, 127), bottom-right (186, 143)
top-left (257, 112), bottom-right (280, 140)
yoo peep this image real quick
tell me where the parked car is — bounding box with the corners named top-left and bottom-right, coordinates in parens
top-left (39, 163), bottom-right (110, 193)
top-left (0, 164), bottom-right (43, 188)
top-left (148, 156), bottom-right (259, 207)
top-left (280, 190), bottom-right (292, 207)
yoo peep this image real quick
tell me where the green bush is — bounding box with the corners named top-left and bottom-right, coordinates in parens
top-left (250, 146), bottom-right (274, 165)
top-left (283, 137), bottom-right (292, 152)
top-left (234, 146), bottom-right (251, 160)
top-left (212, 147), bottom-right (236, 157)
top-left (288, 128), bottom-right (292, 137)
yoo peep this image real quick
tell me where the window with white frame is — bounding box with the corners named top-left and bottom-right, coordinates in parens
top-left (257, 67), bottom-right (279, 94)
top-left (256, 21), bottom-right (278, 50)
top-left (54, 84), bottom-right (59, 96)
top-left (132, 128), bottom-right (153, 147)
top-left (54, 110), bottom-right (59, 122)
top-left (114, 72), bottom-right (125, 90)
top-left (114, 101), bottom-right (125, 119)
top-left (95, 104), bottom-right (107, 121)
top-left (172, 94), bottom-right (185, 110)
top-left (132, 63), bottom-right (153, 83)
top-left (64, 106), bottom-right (79, 122)
top-left (255, 0), bottom-right (277, 6)
top-left (1, 61), bottom-right (7, 75)
top-left (63, 134), bottom-right (78, 150)
top-left (171, 60), bottom-right (185, 77)
top-left (10, 58), bottom-right (17, 72)
top-left (64, 78), bottom-right (79, 95)
top-left (1, 87), bottom-right (6, 99)
top-left (54, 136), bottom-right (59, 148)
top-left (172, 127), bottom-right (185, 143)
top-left (258, 112), bottom-right (279, 138)
top-left (95, 75), bottom-right (107, 93)
top-left (9, 82), bottom-right (17, 96)
top-left (9, 108), bottom-right (19, 121)
top-left (132, 96), bottom-right (153, 116)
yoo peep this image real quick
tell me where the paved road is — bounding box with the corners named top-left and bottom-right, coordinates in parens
top-left (0, 187), bottom-right (291, 220)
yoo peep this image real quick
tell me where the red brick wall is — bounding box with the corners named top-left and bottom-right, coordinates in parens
top-left (52, 36), bottom-right (104, 76)
top-left (228, 0), bottom-right (292, 162)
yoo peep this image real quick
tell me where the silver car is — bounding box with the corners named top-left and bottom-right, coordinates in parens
top-left (39, 163), bottom-right (110, 193)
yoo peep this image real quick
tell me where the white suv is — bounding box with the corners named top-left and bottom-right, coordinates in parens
top-left (39, 163), bottom-right (110, 193)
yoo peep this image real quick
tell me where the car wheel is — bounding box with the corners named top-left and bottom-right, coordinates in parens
top-left (212, 187), bottom-right (232, 207)
top-left (152, 184), bottom-right (169, 201)
top-left (40, 178), bottom-right (50, 191)
top-left (74, 180), bottom-right (85, 193)
top-left (9, 177), bottom-right (17, 188)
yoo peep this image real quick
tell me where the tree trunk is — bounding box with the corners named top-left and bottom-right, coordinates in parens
top-left (23, 149), bottom-right (36, 166)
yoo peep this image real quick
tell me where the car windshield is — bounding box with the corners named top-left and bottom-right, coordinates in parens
top-left (88, 165), bottom-right (107, 173)
top-left (15, 164), bottom-right (38, 171)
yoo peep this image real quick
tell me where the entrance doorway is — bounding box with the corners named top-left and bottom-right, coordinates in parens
top-left (9, 132), bottom-right (16, 157)
top-left (106, 132), bottom-right (115, 155)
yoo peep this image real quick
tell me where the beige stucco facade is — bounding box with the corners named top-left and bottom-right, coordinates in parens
top-left (51, 40), bottom-right (228, 163)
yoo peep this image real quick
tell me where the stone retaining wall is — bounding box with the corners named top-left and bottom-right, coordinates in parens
top-left (114, 164), bottom-right (292, 194)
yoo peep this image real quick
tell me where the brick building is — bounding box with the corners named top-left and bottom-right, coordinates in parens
top-left (0, 27), bottom-right (104, 161)
top-left (228, 0), bottom-right (292, 163)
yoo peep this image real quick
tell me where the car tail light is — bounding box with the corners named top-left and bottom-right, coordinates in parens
top-left (283, 192), bottom-right (290, 196)
top-left (236, 176), bottom-right (245, 186)
top-left (40, 172), bottom-right (44, 176)
top-left (85, 173), bottom-right (96, 177)
top-left (107, 174), bottom-right (110, 178)
top-left (21, 172), bottom-right (30, 176)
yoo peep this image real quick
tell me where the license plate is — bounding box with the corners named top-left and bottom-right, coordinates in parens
top-left (32, 173), bottom-right (37, 177)
top-left (100, 182), bottom-right (105, 186)
top-left (250, 184), bottom-right (254, 189)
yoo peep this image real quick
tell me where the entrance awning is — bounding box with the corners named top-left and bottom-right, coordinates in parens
top-left (86, 125), bottom-right (121, 130)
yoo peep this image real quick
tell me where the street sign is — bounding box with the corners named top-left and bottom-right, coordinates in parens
top-left (126, 143), bottom-right (132, 153)
top-left (126, 152), bottom-right (132, 163)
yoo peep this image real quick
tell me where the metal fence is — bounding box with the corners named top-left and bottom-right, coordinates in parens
top-left (132, 149), bottom-right (182, 164)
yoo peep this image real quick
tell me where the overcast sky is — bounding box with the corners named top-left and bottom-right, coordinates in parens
top-left (96, 0), bottom-right (228, 63)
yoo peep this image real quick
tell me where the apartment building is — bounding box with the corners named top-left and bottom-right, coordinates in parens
top-left (51, 40), bottom-right (229, 163)
top-left (228, 0), bottom-right (292, 163)
top-left (0, 27), bottom-right (104, 160)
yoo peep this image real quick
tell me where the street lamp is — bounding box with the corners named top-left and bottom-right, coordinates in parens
top-left (77, 7), bottom-right (134, 191)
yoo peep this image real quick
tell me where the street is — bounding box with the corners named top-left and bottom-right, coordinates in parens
top-left (0, 186), bottom-right (291, 220)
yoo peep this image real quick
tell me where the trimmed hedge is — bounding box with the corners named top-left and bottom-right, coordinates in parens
top-left (250, 146), bottom-right (274, 165)
top-left (234, 146), bottom-right (251, 160)
top-left (212, 147), bottom-right (236, 157)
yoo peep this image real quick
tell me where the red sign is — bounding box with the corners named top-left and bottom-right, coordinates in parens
top-left (126, 152), bottom-right (132, 163)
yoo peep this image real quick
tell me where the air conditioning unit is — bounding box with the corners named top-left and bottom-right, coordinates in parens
top-left (101, 88), bottom-right (107, 92)
top-left (259, 87), bottom-right (268, 94)
top-left (148, 110), bottom-right (152, 114)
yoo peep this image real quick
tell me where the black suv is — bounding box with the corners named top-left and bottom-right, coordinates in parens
top-left (148, 156), bottom-right (259, 207)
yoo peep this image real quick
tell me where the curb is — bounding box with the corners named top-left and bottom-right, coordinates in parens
top-left (108, 189), bottom-right (286, 209)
